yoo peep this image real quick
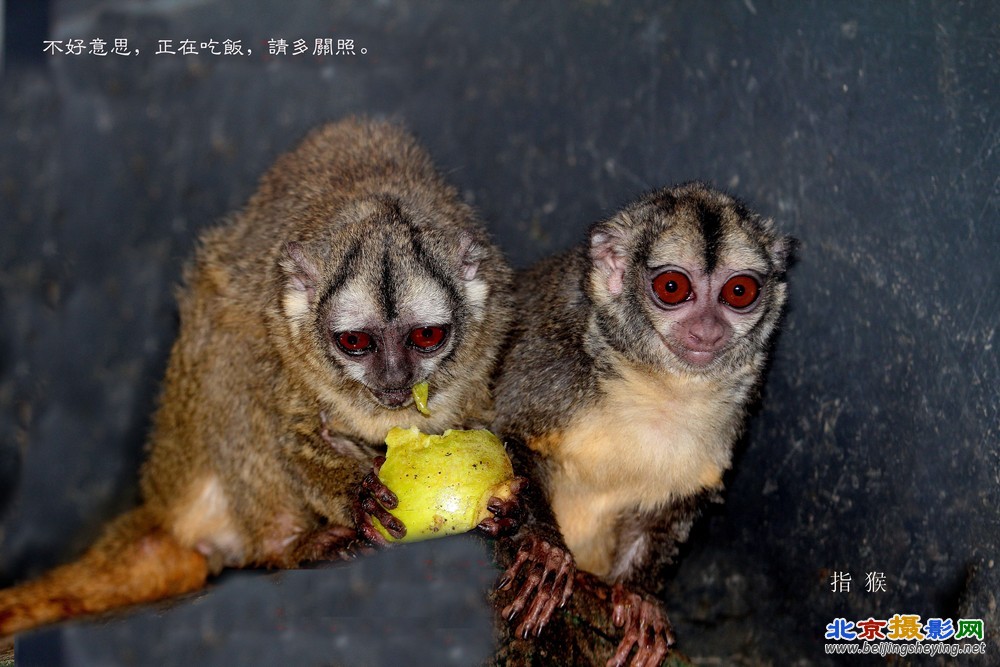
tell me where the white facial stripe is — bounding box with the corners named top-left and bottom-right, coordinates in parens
top-left (719, 243), bottom-right (770, 275)
top-left (649, 235), bottom-right (769, 276)
top-left (327, 267), bottom-right (455, 340)
top-left (647, 234), bottom-right (703, 271)
top-left (396, 273), bottom-right (454, 325)
top-left (329, 279), bottom-right (381, 332)
top-left (340, 359), bottom-right (369, 384)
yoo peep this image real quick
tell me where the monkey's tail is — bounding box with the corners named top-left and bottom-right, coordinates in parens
top-left (0, 506), bottom-right (208, 637)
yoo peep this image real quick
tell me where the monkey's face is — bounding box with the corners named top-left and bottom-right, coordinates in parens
top-left (321, 269), bottom-right (458, 409)
top-left (642, 260), bottom-right (771, 373)
top-left (589, 183), bottom-right (791, 378)
top-left (278, 201), bottom-right (494, 413)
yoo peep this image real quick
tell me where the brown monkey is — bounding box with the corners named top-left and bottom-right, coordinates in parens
top-left (0, 118), bottom-right (514, 636)
top-left (492, 183), bottom-right (792, 666)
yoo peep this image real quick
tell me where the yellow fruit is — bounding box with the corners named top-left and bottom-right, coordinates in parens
top-left (373, 427), bottom-right (514, 543)
top-left (412, 382), bottom-right (431, 416)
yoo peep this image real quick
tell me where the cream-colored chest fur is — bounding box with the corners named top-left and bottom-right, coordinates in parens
top-left (542, 364), bottom-right (742, 577)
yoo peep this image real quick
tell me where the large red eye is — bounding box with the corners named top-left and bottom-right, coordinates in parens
top-left (336, 331), bottom-right (374, 355)
top-left (720, 275), bottom-right (761, 309)
top-left (652, 270), bottom-right (692, 306)
top-left (409, 326), bottom-right (447, 351)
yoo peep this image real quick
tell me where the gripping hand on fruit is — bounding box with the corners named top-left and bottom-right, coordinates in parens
top-left (354, 427), bottom-right (524, 547)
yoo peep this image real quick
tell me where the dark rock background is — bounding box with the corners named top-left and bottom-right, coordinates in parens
top-left (1, 1), bottom-right (997, 665)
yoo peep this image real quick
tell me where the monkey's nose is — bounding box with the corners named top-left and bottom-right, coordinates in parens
top-left (688, 318), bottom-right (725, 348)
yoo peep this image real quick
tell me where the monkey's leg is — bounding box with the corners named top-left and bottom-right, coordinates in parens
top-left (0, 507), bottom-right (208, 637)
top-left (493, 438), bottom-right (575, 638)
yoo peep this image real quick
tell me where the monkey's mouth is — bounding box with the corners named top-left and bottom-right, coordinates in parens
top-left (682, 349), bottom-right (716, 366)
top-left (368, 387), bottom-right (413, 409)
top-left (667, 342), bottom-right (721, 369)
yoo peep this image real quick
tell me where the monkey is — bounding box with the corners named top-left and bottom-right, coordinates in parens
top-left (0, 117), bottom-right (515, 637)
top-left (490, 183), bottom-right (792, 666)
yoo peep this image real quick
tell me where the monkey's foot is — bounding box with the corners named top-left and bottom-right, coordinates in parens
top-left (607, 583), bottom-right (674, 667)
top-left (477, 476), bottom-right (526, 537)
top-left (353, 456), bottom-right (406, 547)
top-left (497, 533), bottom-right (575, 639)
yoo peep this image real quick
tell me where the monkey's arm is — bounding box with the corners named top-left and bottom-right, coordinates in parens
top-left (493, 437), bottom-right (576, 639)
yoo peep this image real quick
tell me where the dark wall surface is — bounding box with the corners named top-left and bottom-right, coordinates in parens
top-left (1, 1), bottom-right (997, 665)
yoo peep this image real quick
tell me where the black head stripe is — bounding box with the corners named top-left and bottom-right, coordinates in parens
top-left (399, 216), bottom-right (464, 314)
top-left (647, 189), bottom-right (677, 217)
top-left (379, 244), bottom-right (398, 321)
top-left (697, 200), bottom-right (723, 274)
top-left (317, 237), bottom-right (363, 312)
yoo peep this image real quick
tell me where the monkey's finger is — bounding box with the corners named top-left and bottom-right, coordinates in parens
top-left (361, 496), bottom-right (406, 539)
top-left (475, 516), bottom-right (506, 537)
top-left (476, 515), bottom-right (519, 537)
top-left (536, 549), bottom-right (574, 625)
top-left (518, 585), bottom-right (552, 638)
top-left (485, 495), bottom-right (519, 518)
top-left (520, 550), bottom-right (568, 636)
top-left (357, 523), bottom-right (393, 548)
top-left (641, 597), bottom-right (674, 647)
top-left (526, 572), bottom-right (567, 637)
top-left (532, 588), bottom-right (562, 636)
top-left (512, 565), bottom-right (549, 637)
top-left (632, 626), bottom-right (669, 667)
top-left (501, 583), bottom-right (533, 625)
top-left (342, 541), bottom-right (377, 559)
top-left (606, 628), bottom-right (638, 667)
top-left (611, 585), bottom-right (638, 627)
top-left (351, 500), bottom-right (394, 548)
top-left (557, 559), bottom-right (575, 607)
top-left (476, 517), bottom-right (499, 537)
top-left (612, 599), bottom-right (628, 627)
top-left (501, 562), bottom-right (542, 623)
top-left (496, 544), bottom-right (532, 590)
top-left (361, 471), bottom-right (398, 509)
top-left (633, 610), bottom-right (654, 667)
top-left (633, 636), bottom-right (669, 667)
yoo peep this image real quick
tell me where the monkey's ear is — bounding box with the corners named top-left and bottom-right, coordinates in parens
top-left (589, 217), bottom-right (630, 296)
top-left (279, 242), bottom-right (321, 325)
top-left (769, 234), bottom-right (797, 274)
top-left (458, 232), bottom-right (484, 281)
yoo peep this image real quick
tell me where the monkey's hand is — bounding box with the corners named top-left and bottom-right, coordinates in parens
top-left (476, 476), bottom-right (526, 537)
top-left (353, 456), bottom-right (406, 547)
top-left (496, 532), bottom-right (575, 639)
top-left (607, 583), bottom-right (674, 667)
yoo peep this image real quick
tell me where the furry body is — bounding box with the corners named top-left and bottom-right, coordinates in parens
top-left (0, 118), bottom-right (512, 635)
top-left (494, 183), bottom-right (791, 663)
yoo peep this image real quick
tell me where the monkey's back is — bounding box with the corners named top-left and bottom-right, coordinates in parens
top-left (493, 247), bottom-right (601, 444)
